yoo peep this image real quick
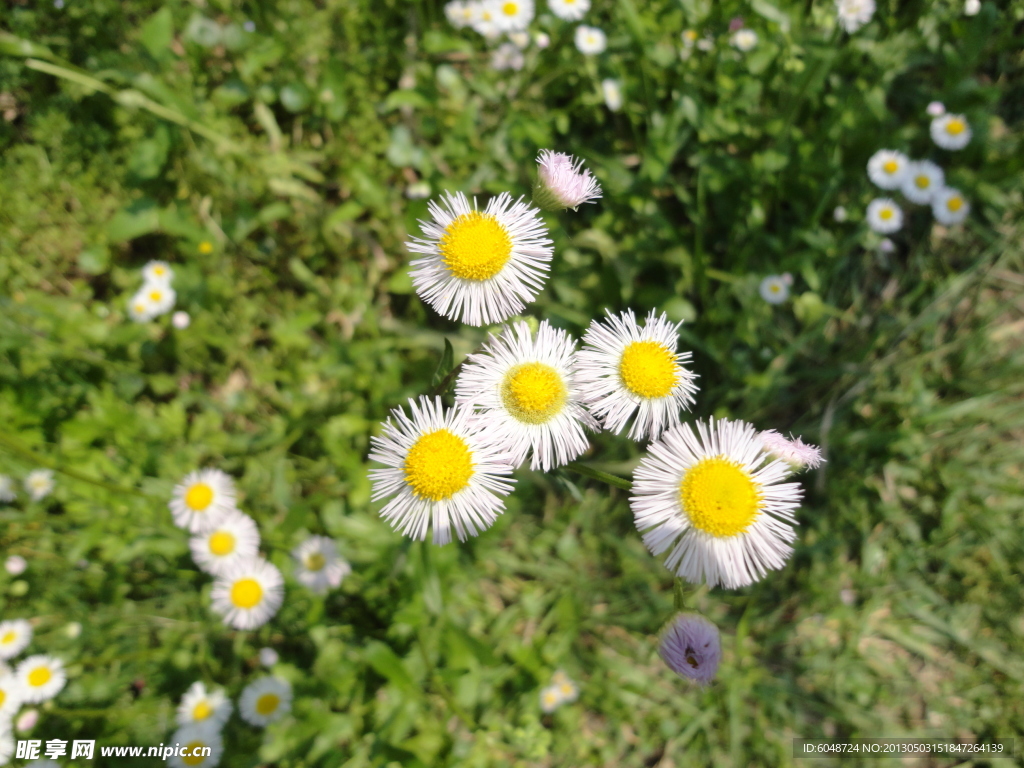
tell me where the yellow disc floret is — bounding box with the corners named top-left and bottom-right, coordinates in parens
top-left (679, 456), bottom-right (762, 537)
top-left (182, 742), bottom-right (207, 766)
top-left (230, 578), bottom-right (263, 609)
top-left (1, 631), bottom-right (14, 645)
top-left (502, 1), bottom-right (518, 14)
top-left (440, 212), bottom-right (513, 281)
top-left (185, 483), bottom-right (214, 511)
top-left (404, 429), bottom-right (474, 501)
top-left (28, 666), bottom-right (52, 688)
top-left (256, 693), bottom-right (280, 716)
top-left (193, 701), bottom-right (213, 721)
top-left (501, 362), bottom-right (568, 424)
top-left (208, 531), bottom-right (235, 556)
top-left (915, 175), bottom-right (930, 189)
top-left (879, 208), bottom-right (893, 221)
top-left (947, 196), bottom-right (963, 212)
top-left (304, 552), bottom-right (326, 572)
top-left (946, 119), bottom-right (965, 136)
top-left (619, 341), bottom-right (679, 399)
top-left (882, 160), bottom-right (899, 174)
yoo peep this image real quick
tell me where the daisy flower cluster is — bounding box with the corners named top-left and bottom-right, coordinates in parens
top-left (164, 675), bottom-right (293, 768)
top-left (865, 151), bottom-right (970, 236)
top-left (0, 470), bottom-right (55, 504)
top-left (679, 16), bottom-right (759, 62)
top-left (128, 260), bottom-right (177, 323)
top-left (168, 469), bottom-right (351, 631)
top-left (0, 619), bottom-right (68, 743)
top-left (539, 670), bottom-right (579, 713)
top-left (376, 151), bottom-right (826, 689)
top-left (443, 0), bottom-right (622, 109)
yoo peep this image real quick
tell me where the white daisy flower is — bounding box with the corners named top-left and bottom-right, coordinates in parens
top-left (406, 191), bottom-right (553, 327)
top-left (759, 275), bottom-right (790, 304)
top-left (491, 42), bottom-right (525, 71)
top-left (4, 556), bottom-right (26, 575)
top-left (292, 536), bottom-right (351, 595)
top-left (491, 0), bottom-right (533, 32)
top-left (681, 29), bottom-right (699, 48)
top-left (696, 35), bottom-right (714, 51)
top-left (659, 613), bottom-right (722, 685)
top-left (866, 149), bottom-right (909, 190)
top-left (0, 729), bottom-right (12, 766)
top-left (16, 708), bottom-right (39, 732)
top-left (169, 469), bottom-right (237, 534)
top-left (574, 310), bottom-right (698, 443)
top-left (730, 28), bottom-right (758, 51)
top-left (445, 0), bottom-right (476, 28)
top-left (930, 114), bottom-right (971, 150)
top-left (142, 260), bottom-right (174, 285)
top-left (926, 101), bottom-right (945, 117)
top-left (0, 673), bottom-right (24, 720)
top-left (128, 292), bottom-right (154, 323)
top-left (548, 0), bottom-right (589, 21)
top-left (24, 469), bottom-right (54, 502)
top-left (470, 3), bottom-right (500, 38)
top-left (601, 78), bottom-right (623, 111)
top-left (550, 670), bottom-right (578, 703)
top-left (833, 205), bottom-right (848, 222)
top-left (964, 0), bottom-right (980, 15)
top-left (508, 31), bottom-right (530, 48)
top-left (879, 237), bottom-right (896, 253)
top-left (167, 723), bottom-right (223, 768)
top-left (900, 160), bottom-right (945, 205)
top-left (534, 31), bottom-right (551, 48)
top-left (258, 647), bottom-right (279, 667)
top-left (931, 187), bottom-right (970, 226)
top-left (455, 320), bottom-right (598, 471)
top-left (15, 655), bottom-right (66, 703)
top-left (866, 198), bottom-right (903, 234)
top-left (138, 282), bottom-right (177, 318)
top-left (534, 150), bottom-right (602, 212)
top-left (210, 558), bottom-right (284, 631)
top-left (758, 430), bottom-right (824, 470)
top-left (835, 0), bottom-right (875, 33)
top-left (539, 685), bottom-right (563, 713)
top-left (369, 397), bottom-right (516, 544)
top-left (189, 510), bottom-right (261, 576)
top-left (0, 475), bottom-right (16, 503)
top-left (574, 25), bottom-right (606, 55)
top-left (238, 676), bottom-right (292, 727)
top-left (631, 418), bottom-right (804, 589)
top-left (176, 682), bottom-right (232, 730)
top-left (172, 311), bottom-right (191, 329)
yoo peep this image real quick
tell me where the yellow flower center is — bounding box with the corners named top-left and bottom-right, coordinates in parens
top-left (230, 578), bottom-right (263, 609)
top-left (193, 701), bottom-right (213, 721)
top-left (879, 208), bottom-right (893, 221)
top-left (770, 284), bottom-right (781, 293)
top-left (28, 666), bottom-right (52, 687)
top-left (304, 552), bottom-right (326, 572)
top-left (208, 531), bottom-right (235, 556)
top-left (502, 1), bottom-right (518, 14)
top-left (947, 196), bottom-right (963, 212)
top-left (149, 290), bottom-right (163, 302)
top-left (404, 429), bottom-right (474, 501)
top-left (559, 683), bottom-right (574, 696)
top-left (542, 691), bottom-right (559, 707)
top-left (0, 690), bottom-right (5, 707)
top-left (684, 29), bottom-right (697, 40)
top-left (134, 303), bottom-right (146, 314)
top-left (198, 241), bottom-right (214, 254)
top-left (679, 456), bottom-right (762, 537)
top-left (619, 341), bottom-right (679, 399)
top-left (256, 693), bottom-right (280, 715)
top-left (882, 160), bottom-right (899, 174)
top-left (1, 631), bottom-right (14, 645)
top-left (946, 119), bottom-right (965, 136)
top-left (501, 362), bottom-right (568, 424)
top-left (182, 742), bottom-right (207, 766)
top-left (154, 266), bottom-right (166, 276)
top-left (440, 212), bottom-right (512, 281)
top-left (914, 175), bottom-right (930, 189)
top-left (686, 653), bottom-right (699, 668)
top-left (185, 483), bottom-right (214, 511)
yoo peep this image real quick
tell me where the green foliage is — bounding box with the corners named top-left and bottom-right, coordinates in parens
top-left (1, 0), bottom-right (1023, 766)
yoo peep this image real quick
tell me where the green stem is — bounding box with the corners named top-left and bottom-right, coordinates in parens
top-left (563, 462), bottom-right (632, 491)
top-left (415, 628), bottom-right (476, 730)
top-left (673, 578), bottom-right (687, 611)
top-left (428, 362), bottom-right (463, 399)
top-left (0, 431), bottom-right (150, 499)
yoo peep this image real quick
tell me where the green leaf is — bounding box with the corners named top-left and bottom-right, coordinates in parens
top-left (106, 198), bottom-right (160, 242)
top-left (431, 338), bottom-right (455, 390)
top-left (139, 8), bottom-right (174, 59)
top-left (363, 641), bottom-right (422, 699)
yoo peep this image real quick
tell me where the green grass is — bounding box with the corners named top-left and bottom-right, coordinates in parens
top-left (1, 0), bottom-right (1023, 766)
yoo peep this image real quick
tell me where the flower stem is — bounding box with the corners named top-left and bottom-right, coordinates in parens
top-left (562, 462), bottom-right (632, 491)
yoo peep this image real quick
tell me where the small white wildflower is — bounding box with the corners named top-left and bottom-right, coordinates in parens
top-left (602, 78), bottom-right (623, 111)
top-left (759, 275), bottom-right (790, 304)
top-left (730, 28), bottom-right (758, 51)
top-left (575, 25), bottom-right (607, 55)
